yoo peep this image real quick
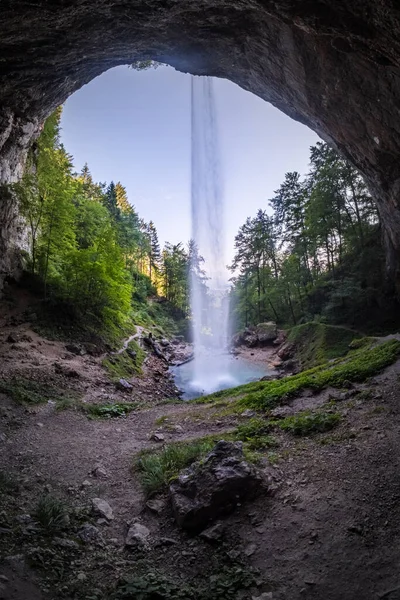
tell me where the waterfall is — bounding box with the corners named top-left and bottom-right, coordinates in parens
top-left (189, 75), bottom-right (233, 395)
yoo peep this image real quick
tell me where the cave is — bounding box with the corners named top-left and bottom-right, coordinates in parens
top-left (1, 1), bottom-right (400, 288)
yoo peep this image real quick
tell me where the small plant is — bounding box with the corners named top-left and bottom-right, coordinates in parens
top-left (33, 495), bottom-right (69, 532)
top-left (0, 470), bottom-right (19, 495)
top-left (82, 402), bottom-right (139, 419)
top-left (278, 411), bottom-right (341, 436)
top-left (111, 571), bottom-right (195, 600)
top-left (136, 438), bottom-right (216, 496)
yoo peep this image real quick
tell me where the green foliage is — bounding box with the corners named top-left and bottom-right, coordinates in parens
top-left (230, 141), bottom-right (399, 332)
top-left (202, 340), bottom-right (400, 410)
top-left (0, 377), bottom-right (78, 406)
top-left (33, 496), bottom-right (68, 533)
top-left (278, 411), bottom-right (341, 436)
top-left (234, 418), bottom-right (277, 450)
top-left (82, 402), bottom-right (139, 419)
top-left (112, 565), bottom-right (256, 600)
top-left (287, 322), bottom-right (356, 368)
top-left (136, 438), bottom-right (216, 496)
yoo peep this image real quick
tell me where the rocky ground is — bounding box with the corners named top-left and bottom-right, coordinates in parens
top-left (1, 290), bottom-right (400, 599)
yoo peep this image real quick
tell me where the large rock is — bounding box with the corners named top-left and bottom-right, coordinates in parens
top-left (255, 322), bottom-right (278, 345)
top-left (169, 441), bottom-right (263, 532)
top-left (92, 498), bottom-right (113, 521)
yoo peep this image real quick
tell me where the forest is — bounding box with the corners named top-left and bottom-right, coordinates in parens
top-left (12, 108), bottom-right (206, 344)
top-left (12, 109), bottom-right (400, 342)
top-left (229, 142), bottom-right (399, 333)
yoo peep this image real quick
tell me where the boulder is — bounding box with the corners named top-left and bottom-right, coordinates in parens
top-left (255, 322), bottom-right (277, 345)
top-left (277, 342), bottom-right (295, 361)
top-left (169, 440), bottom-right (263, 532)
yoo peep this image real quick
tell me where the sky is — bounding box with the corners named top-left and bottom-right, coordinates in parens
top-left (61, 64), bottom-right (319, 263)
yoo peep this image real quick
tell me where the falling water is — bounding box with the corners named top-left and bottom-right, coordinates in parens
top-left (189, 75), bottom-right (233, 395)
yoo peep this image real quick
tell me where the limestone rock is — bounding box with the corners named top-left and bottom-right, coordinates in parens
top-left (169, 440), bottom-right (263, 532)
top-left (125, 523), bottom-right (150, 548)
top-left (92, 498), bottom-right (113, 521)
top-left (255, 322), bottom-right (277, 345)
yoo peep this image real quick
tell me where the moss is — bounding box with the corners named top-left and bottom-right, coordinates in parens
top-left (277, 411), bottom-right (341, 436)
top-left (102, 340), bottom-right (145, 380)
top-left (286, 322), bottom-right (357, 369)
top-left (0, 377), bottom-right (79, 406)
top-left (200, 339), bottom-right (400, 411)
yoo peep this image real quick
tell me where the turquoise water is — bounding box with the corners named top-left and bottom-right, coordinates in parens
top-left (171, 351), bottom-right (272, 400)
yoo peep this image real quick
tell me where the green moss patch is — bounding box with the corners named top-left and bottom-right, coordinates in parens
top-left (199, 339), bottom-right (400, 411)
top-left (0, 377), bottom-right (79, 406)
top-left (82, 402), bottom-right (140, 419)
top-left (277, 411), bottom-right (341, 436)
top-left (103, 340), bottom-right (146, 380)
top-left (286, 322), bottom-right (357, 369)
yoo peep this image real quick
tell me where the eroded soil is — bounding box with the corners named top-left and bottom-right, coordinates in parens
top-left (1, 289), bottom-right (400, 600)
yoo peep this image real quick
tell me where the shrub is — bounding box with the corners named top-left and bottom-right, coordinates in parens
top-left (33, 496), bottom-right (69, 532)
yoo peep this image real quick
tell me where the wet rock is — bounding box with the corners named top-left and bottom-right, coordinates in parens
top-left (170, 440), bottom-right (263, 532)
top-left (78, 523), bottom-right (101, 543)
top-left (92, 498), bottom-right (113, 521)
top-left (125, 523), bottom-right (150, 548)
top-left (116, 378), bottom-right (132, 391)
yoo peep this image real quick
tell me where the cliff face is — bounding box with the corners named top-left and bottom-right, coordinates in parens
top-left (1, 1), bottom-right (400, 282)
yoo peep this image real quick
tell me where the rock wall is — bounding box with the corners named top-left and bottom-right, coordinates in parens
top-left (1, 1), bottom-right (400, 283)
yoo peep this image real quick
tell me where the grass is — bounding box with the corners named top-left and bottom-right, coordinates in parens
top-left (234, 417), bottom-right (277, 450)
top-left (33, 495), bottom-right (69, 533)
top-left (196, 339), bottom-right (400, 411)
top-left (277, 410), bottom-right (341, 436)
top-left (103, 340), bottom-right (146, 380)
top-left (81, 402), bottom-right (140, 419)
top-left (286, 322), bottom-right (358, 369)
top-left (0, 377), bottom-right (79, 406)
top-left (0, 470), bottom-right (19, 495)
top-left (136, 438), bottom-right (216, 496)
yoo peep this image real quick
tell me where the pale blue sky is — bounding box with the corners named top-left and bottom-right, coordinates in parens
top-left (61, 65), bottom-right (319, 262)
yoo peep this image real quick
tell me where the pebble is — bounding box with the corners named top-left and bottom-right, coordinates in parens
top-left (244, 543), bottom-right (257, 557)
top-left (92, 498), bottom-right (113, 521)
top-left (151, 432), bottom-right (165, 442)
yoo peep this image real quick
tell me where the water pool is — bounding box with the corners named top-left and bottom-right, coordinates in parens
top-left (170, 351), bottom-right (274, 400)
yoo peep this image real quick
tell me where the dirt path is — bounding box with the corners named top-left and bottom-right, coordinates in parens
top-left (1, 291), bottom-right (400, 599)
